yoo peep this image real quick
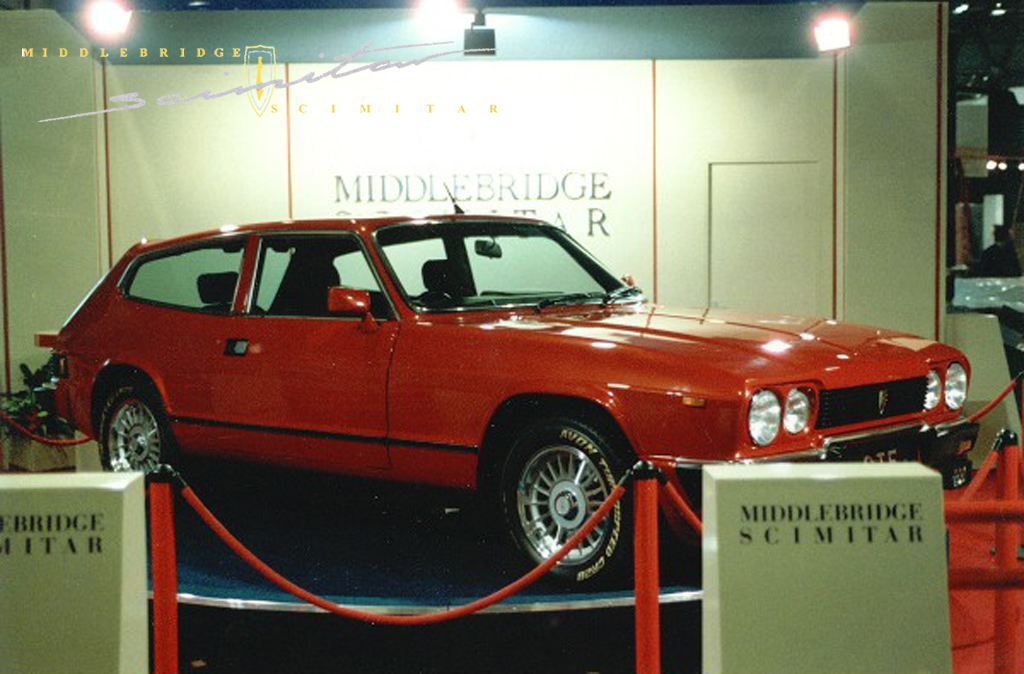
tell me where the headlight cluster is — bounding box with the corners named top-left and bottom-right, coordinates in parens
top-left (944, 363), bottom-right (968, 410)
top-left (925, 362), bottom-right (968, 412)
top-left (748, 387), bottom-right (814, 446)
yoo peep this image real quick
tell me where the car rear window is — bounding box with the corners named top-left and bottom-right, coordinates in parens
top-left (125, 239), bottom-right (245, 313)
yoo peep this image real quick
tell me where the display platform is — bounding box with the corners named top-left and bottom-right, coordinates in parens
top-left (168, 457), bottom-right (702, 615)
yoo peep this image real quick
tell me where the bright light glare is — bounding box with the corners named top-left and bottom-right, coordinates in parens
top-left (998, 161), bottom-right (1008, 170)
top-left (1018, 163), bottom-right (1024, 171)
top-left (814, 16), bottom-right (851, 52)
top-left (991, 3), bottom-right (1007, 16)
top-left (416, 0), bottom-right (467, 33)
top-left (953, 3), bottom-right (969, 15)
top-left (762, 340), bottom-right (792, 355)
top-left (987, 159), bottom-right (999, 170)
top-left (87, 1), bottom-right (133, 36)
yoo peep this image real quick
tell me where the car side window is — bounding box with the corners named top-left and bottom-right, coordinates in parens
top-left (252, 235), bottom-right (390, 319)
top-left (125, 240), bottom-right (245, 313)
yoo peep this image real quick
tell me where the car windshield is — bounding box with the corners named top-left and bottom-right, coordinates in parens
top-left (375, 221), bottom-right (626, 311)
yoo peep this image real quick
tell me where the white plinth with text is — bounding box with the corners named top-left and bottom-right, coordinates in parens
top-left (0, 473), bottom-right (148, 674)
top-left (703, 463), bottom-right (951, 674)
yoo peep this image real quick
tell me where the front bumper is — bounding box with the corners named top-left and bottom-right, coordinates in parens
top-left (668, 419), bottom-right (980, 514)
top-left (673, 418), bottom-right (978, 469)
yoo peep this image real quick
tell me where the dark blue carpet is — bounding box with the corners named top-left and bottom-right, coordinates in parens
top-left (161, 456), bottom-right (700, 610)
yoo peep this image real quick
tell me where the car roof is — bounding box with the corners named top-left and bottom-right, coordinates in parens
top-left (129, 214), bottom-right (553, 254)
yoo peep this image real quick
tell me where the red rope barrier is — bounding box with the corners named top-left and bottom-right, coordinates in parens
top-left (179, 483), bottom-right (626, 626)
top-left (660, 480), bottom-right (703, 536)
top-left (960, 449), bottom-right (999, 503)
top-left (967, 375), bottom-right (1022, 425)
top-left (0, 409), bottom-right (93, 446)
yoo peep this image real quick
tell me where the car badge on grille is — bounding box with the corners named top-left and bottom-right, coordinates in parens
top-left (878, 388), bottom-right (889, 415)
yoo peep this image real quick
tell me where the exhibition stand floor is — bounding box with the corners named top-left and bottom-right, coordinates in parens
top-left (167, 457), bottom-right (703, 673)
top-left (164, 456), bottom-right (1024, 674)
top-left (170, 457), bottom-right (701, 611)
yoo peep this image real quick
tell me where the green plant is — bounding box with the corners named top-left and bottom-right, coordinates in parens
top-left (1, 360), bottom-right (74, 439)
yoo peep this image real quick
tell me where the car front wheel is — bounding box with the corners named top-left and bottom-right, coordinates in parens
top-left (500, 417), bottom-right (631, 585)
top-left (99, 384), bottom-right (173, 473)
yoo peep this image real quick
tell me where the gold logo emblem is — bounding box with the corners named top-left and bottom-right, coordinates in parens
top-left (878, 389), bottom-right (889, 415)
top-left (243, 45), bottom-right (276, 117)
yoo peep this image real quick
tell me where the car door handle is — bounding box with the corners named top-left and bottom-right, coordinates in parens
top-left (224, 338), bottom-right (249, 356)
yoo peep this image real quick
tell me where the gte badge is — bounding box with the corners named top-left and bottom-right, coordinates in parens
top-left (244, 45), bottom-right (276, 117)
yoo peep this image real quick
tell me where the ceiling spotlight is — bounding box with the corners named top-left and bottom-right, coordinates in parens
top-left (86, 1), bottom-right (133, 37)
top-left (465, 9), bottom-right (495, 56)
top-left (997, 161), bottom-right (1008, 170)
top-left (991, 2), bottom-right (1007, 16)
top-left (813, 15), bottom-right (852, 53)
top-left (986, 160), bottom-right (998, 170)
top-left (953, 3), bottom-right (969, 15)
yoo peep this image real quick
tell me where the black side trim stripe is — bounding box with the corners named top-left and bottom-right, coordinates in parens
top-left (170, 415), bottom-right (477, 455)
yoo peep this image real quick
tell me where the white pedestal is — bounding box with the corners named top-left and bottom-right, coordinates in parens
top-left (703, 463), bottom-right (951, 674)
top-left (0, 472), bottom-right (148, 674)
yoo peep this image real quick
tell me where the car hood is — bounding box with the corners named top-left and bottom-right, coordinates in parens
top-left (488, 304), bottom-right (951, 387)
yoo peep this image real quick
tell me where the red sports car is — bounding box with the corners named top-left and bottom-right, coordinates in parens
top-left (50, 216), bottom-right (978, 583)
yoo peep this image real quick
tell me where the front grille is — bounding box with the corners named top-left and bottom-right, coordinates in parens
top-left (815, 377), bottom-right (927, 429)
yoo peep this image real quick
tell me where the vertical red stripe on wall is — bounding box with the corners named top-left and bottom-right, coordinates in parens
top-left (651, 60), bottom-right (658, 303)
top-left (103, 59), bottom-right (114, 269)
top-left (286, 64), bottom-right (294, 221)
top-left (934, 4), bottom-right (944, 341)
top-left (831, 52), bottom-right (838, 320)
top-left (0, 110), bottom-right (10, 394)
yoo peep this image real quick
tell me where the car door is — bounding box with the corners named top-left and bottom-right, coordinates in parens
top-left (190, 231), bottom-right (398, 473)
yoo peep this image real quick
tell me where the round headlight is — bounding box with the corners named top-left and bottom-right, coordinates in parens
top-left (749, 390), bottom-right (781, 446)
top-left (924, 369), bottom-right (940, 410)
top-left (784, 389), bottom-right (811, 434)
top-left (945, 362), bottom-right (967, 410)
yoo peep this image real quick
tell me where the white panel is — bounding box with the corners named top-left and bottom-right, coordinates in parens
top-left (844, 2), bottom-right (944, 339)
top-left (0, 11), bottom-right (103, 379)
top-left (288, 60), bottom-right (654, 290)
top-left (709, 162), bottom-right (827, 316)
top-left (105, 64), bottom-right (290, 256)
top-left (655, 59), bottom-right (833, 310)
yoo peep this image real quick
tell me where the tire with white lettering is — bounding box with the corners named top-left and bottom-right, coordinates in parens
top-left (98, 383), bottom-right (175, 473)
top-left (499, 416), bottom-right (631, 585)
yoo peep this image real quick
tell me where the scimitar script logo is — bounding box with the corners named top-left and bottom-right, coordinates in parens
top-left (243, 45), bottom-right (276, 117)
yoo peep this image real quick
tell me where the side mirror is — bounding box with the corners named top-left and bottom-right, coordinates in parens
top-left (327, 287), bottom-right (370, 317)
top-left (621, 274), bottom-right (636, 287)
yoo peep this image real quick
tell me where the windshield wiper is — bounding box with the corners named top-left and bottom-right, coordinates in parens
top-left (536, 292), bottom-right (603, 311)
top-left (601, 285), bottom-right (644, 306)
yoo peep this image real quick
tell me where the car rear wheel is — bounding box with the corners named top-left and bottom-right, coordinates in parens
top-left (99, 384), bottom-right (173, 473)
top-left (499, 416), bottom-right (631, 585)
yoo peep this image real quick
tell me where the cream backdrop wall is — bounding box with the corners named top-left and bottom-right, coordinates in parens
top-left (1, 4), bottom-right (954, 400)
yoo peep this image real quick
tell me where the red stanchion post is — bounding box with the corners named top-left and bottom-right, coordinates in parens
top-left (633, 462), bottom-right (661, 674)
top-left (148, 468), bottom-right (179, 674)
top-left (993, 430), bottom-right (1020, 674)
